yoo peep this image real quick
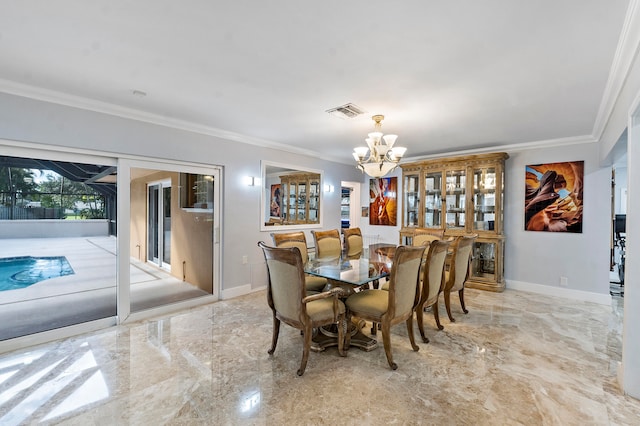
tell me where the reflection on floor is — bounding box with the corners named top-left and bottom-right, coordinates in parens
top-left (0, 237), bottom-right (208, 340)
top-left (0, 288), bottom-right (638, 424)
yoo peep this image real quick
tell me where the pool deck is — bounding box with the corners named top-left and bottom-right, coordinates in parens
top-left (0, 236), bottom-right (208, 340)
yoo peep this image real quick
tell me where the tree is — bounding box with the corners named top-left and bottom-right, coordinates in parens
top-left (37, 172), bottom-right (104, 218)
top-left (0, 167), bottom-right (38, 206)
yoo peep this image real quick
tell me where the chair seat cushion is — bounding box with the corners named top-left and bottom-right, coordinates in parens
top-left (305, 275), bottom-right (328, 292)
top-left (380, 281), bottom-right (389, 291)
top-left (346, 289), bottom-right (388, 318)
top-left (306, 298), bottom-right (345, 322)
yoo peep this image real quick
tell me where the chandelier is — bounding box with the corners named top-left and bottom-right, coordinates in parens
top-left (352, 115), bottom-right (407, 178)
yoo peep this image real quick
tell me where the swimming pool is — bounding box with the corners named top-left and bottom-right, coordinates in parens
top-left (0, 256), bottom-right (75, 291)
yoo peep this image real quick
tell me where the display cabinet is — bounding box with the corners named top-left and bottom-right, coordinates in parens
top-left (280, 172), bottom-right (320, 225)
top-left (399, 152), bottom-right (508, 292)
top-left (180, 173), bottom-right (213, 211)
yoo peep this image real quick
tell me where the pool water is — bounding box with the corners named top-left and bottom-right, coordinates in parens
top-left (0, 256), bottom-right (75, 291)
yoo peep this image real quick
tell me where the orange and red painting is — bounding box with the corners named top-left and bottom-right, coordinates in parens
top-left (369, 177), bottom-right (397, 226)
top-left (525, 161), bottom-right (584, 232)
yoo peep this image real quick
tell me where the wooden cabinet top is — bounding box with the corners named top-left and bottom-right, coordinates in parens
top-left (400, 152), bottom-right (509, 172)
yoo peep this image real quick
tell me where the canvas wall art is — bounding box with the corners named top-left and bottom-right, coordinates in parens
top-left (369, 177), bottom-right (397, 226)
top-left (525, 161), bottom-right (584, 232)
top-left (269, 184), bottom-right (282, 217)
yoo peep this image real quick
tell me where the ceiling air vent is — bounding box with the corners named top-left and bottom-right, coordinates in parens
top-left (326, 103), bottom-right (366, 120)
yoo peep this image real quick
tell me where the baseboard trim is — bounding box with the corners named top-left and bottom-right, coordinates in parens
top-left (506, 280), bottom-right (612, 305)
top-left (221, 284), bottom-right (267, 300)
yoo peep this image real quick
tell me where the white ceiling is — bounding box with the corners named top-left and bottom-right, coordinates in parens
top-left (0, 1), bottom-right (632, 163)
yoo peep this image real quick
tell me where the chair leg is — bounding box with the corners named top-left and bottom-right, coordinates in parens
top-left (405, 317), bottom-right (419, 352)
top-left (344, 313), bottom-right (352, 349)
top-left (416, 302), bottom-right (429, 343)
top-left (337, 315), bottom-right (346, 357)
top-left (459, 288), bottom-right (469, 314)
top-left (381, 321), bottom-right (397, 370)
top-left (268, 315), bottom-right (280, 355)
top-left (298, 324), bottom-right (313, 376)
top-left (432, 302), bottom-right (444, 330)
top-left (444, 291), bottom-right (455, 322)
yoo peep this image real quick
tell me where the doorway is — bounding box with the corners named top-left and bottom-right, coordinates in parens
top-left (341, 181), bottom-right (361, 229)
top-left (610, 162), bottom-right (627, 297)
top-left (128, 165), bottom-right (220, 314)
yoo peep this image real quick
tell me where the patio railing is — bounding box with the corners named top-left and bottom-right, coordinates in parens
top-left (0, 206), bottom-right (64, 220)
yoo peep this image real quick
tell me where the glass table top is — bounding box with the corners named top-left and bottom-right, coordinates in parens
top-left (304, 244), bottom-right (396, 286)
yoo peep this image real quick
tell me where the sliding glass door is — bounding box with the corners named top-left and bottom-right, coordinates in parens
top-left (0, 150), bottom-right (118, 342)
top-left (147, 180), bottom-right (171, 269)
top-left (129, 166), bottom-right (219, 313)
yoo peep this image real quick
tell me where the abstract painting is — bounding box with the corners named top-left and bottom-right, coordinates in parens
top-left (525, 161), bottom-right (584, 232)
top-left (369, 177), bottom-right (397, 226)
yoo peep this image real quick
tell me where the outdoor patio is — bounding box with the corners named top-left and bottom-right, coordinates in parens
top-left (0, 236), bottom-right (208, 341)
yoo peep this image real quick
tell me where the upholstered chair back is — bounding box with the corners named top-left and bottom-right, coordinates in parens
top-left (422, 240), bottom-right (451, 306)
top-left (343, 227), bottom-right (363, 257)
top-left (261, 243), bottom-right (306, 323)
top-left (312, 229), bottom-right (342, 258)
top-left (388, 246), bottom-right (425, 319)
top-left (447, 235), bottom-right (476, 292)
top-left (412, 228), bottom-right (445, 247)
top-left (271, 231), bottom-right (310, 263)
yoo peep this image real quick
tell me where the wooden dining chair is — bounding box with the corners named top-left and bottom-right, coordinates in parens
top-left (271, 231), bottom-right (327, 292)
top-left (258, 241), bottom-right (346, 376)
top-left (415, 239), bottom-right (451, 342)
top-left (345, 245), bottom-right (426, 370)
top-left (412, 228), bottom-right (445, 247)
top-left (342, 227), bottom-right (363, 257)
top-left (443, 235), bottom-right (476, 322)
top-left (311, 229), bottom-right (342, 258)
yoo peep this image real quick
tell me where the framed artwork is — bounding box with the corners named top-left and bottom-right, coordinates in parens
top-left (525, 161), bottom-right (584, 232)
top-left (361, 207), bottom-right (369, 217)
top-left (269, 184), bottom-right (282, 217)
top-left (369, 177), bottom-right (397, 226)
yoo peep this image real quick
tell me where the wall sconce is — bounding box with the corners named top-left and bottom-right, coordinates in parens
top-left (244, 176), bottom-right (257, 186)
top-left (324, 184), bottom-right (334, 193)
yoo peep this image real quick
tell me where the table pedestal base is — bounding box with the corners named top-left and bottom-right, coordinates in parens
top-left (311, 320), bottom-right (377, 352)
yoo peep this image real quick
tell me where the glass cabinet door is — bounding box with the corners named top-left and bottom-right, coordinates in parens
top-left (308, 180), bottom-right (319, 223)
top-left (472, 167), bottom-right (497, 232)
top-left (424, 171), bottom-right (442, 227)
top-left (297, 182), bottom-right (307, 222)
top-left (445, 169), bottom-right (465, 230)
top-left (404, 173), bottom-right (420, 227)
top-left (471, 241), bottom-right (496, 280)
top-left (288, 182), bottom-right (297, 222)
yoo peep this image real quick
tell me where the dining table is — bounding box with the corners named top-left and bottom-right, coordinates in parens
top-left (304, 243), bottom-right (396, 352)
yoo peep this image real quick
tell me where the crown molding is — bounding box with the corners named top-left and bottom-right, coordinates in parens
top-left (402, 135), bottom-right (597, 163)
top-left (0, 79), bottom-right (348, 163)
top-left (592, 0), bottom-right (640, 141)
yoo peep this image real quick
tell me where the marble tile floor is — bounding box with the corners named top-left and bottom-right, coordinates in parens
top-left (0, 288), bottom-right (639, 425)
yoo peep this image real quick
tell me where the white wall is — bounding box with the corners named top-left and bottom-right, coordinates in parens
top-left (504, 142), bottom-right (611, 300)
top-left (0, 219), bottom-right (109, 238)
